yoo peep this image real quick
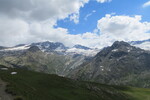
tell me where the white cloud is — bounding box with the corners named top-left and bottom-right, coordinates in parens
top-left (0, 0), bottom-right (150, 50)
top-left (84, 10), bottom-right (96, 20)
top-left (0, 12), bottom-right (150, 49)
top-left (70, 13), bottom-right (80, 24)
top-left (142, 1), bottom-right (150, 8)
top-left (0, 0), bottom-right (89, 46)
top-left (0, 0), bottom-right (89, 21)
top-left (0, 16), bottom-right (30, 46)
top-left (96, 0), bottom-right (112, 3)
top-left (95, 14), bottom-right (150, 48)
top-left (66, 14), bottom-right (150, 49)
top-left (97, 15), bottom-right (150, 41)
top-left (63, 32), bottom-right (101, 48)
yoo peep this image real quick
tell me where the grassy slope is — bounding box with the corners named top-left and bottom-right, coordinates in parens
top-left (0, 65), bottom-right (150, 100)
top-left (123, 87), bottom-right (150, 100)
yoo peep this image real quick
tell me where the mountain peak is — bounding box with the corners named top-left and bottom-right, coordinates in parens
top-left (111, 41), bottom-right (131, 49)
top-left (31, 41), bottom-right (67, 52)
top-left (95, 41), bottom-right (135, 58)
top-left (69, 41), bottom-right (150, 88)
top-left (0, 46), bottom-right (6, 50)
top-left (28, 46), bottom-right (40, 52)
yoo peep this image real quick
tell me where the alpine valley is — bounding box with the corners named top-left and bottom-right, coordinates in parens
top-left (0, 40), bottom-right (150, 84)
top-left (0, 40), bottom-right (150, 100)
top-left (1, 0), bottom-right (150, 100)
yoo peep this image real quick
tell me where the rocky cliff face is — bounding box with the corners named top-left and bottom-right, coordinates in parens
top-left (68, 41), bottom-right (150, 88)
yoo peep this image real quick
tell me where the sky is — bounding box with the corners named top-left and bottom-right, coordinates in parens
top-left (0, 0), bottom-right (150, 48)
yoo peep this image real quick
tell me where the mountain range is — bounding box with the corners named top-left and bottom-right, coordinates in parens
top-left (68, 41), bottom-right (150, 88)
top-left (0, 41), bottom-right (99, 57)
top-left (0, 40), bottom-right (150, 88)
top-left (0, 41), bottom-right (98, 77)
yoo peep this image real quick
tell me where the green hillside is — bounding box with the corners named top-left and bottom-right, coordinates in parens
top-left (0, 65), bottom-right (150, 100)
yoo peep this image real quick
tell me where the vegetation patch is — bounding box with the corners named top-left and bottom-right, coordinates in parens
top-left (0, 65), bottom-right (150, 100)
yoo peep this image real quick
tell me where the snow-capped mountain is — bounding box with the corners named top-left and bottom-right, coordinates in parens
top-left (68, 41), bottom-right (150, 88)
top-left (0, 41), bottom-right (150, 88)
top-left (31, 41), bottom-right (67, 52)
top-left (66, 46), bottom-right (99, 57)
top-left (0, 41), bottom-right (99, 57)
top-left (0, 41), bottom-right (95, 76)
top-left (1, 39), bottom-right (150, 57)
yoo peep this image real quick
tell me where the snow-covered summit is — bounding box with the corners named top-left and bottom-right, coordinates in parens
top-left (0, 41), bottom-right (99, 57)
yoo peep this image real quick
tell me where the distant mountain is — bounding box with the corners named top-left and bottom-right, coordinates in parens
top-left (1, 41), bottom-right (150, 88)
top-left (0, 41), bottom-right (97, 76)
top-left (0, 41), bottom-right (99, 56)
top-left (130, 39), bottom-right (150, 45)
top-left (31, 41), bottom-right (67, 52)
top-left (0, 46), bottom-right (8, 50)
top-left (130, 39), bottom-right (150, 51)
top-left (68, 41), bottom-right (150, 88)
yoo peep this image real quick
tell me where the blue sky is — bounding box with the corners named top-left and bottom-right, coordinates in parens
top-left (57, 0), bottom-right (150, 35)
top-left (0, 0), bottom-right (150, 48)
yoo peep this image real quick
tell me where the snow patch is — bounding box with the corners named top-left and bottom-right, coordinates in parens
top-left (66, 48), bottom-right (99, 56)
top-left (0, 68), bottom-right (8, 70)
top-left (112, 49), bottom-right (118, 52)
top-left (11, 72), bottom-right (17, 75)
top-left (127, 50), bottom-right (131, 52)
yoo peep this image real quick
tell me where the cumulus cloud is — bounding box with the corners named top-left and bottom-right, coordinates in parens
top-left (68, 14), bottom-right (150, 49)
top-left (142, 1), bottom-right (150, 8)
top-left (0, 16), bottom-right (30, 46)
top-left (0, 0), bottom-right (89, 21)
top-left (0, 0), bottom-right (150, 49)
top-left (96, 0), bottom-right (112, 3)
top-left (97, 14), bottom-right (150, 41)
top-left (0, 0), bottom-right (89, 46)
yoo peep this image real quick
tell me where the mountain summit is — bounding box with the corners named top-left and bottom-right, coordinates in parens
top-left (112, 41), bottom-right (131, 48)
top-left (68, 41), bottom-right (150, 88)
top-left (0, 41), bottom-right (98, 56)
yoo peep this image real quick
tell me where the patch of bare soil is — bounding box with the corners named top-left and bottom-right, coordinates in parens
top-left (0, 78), bottom-right (13, 100)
